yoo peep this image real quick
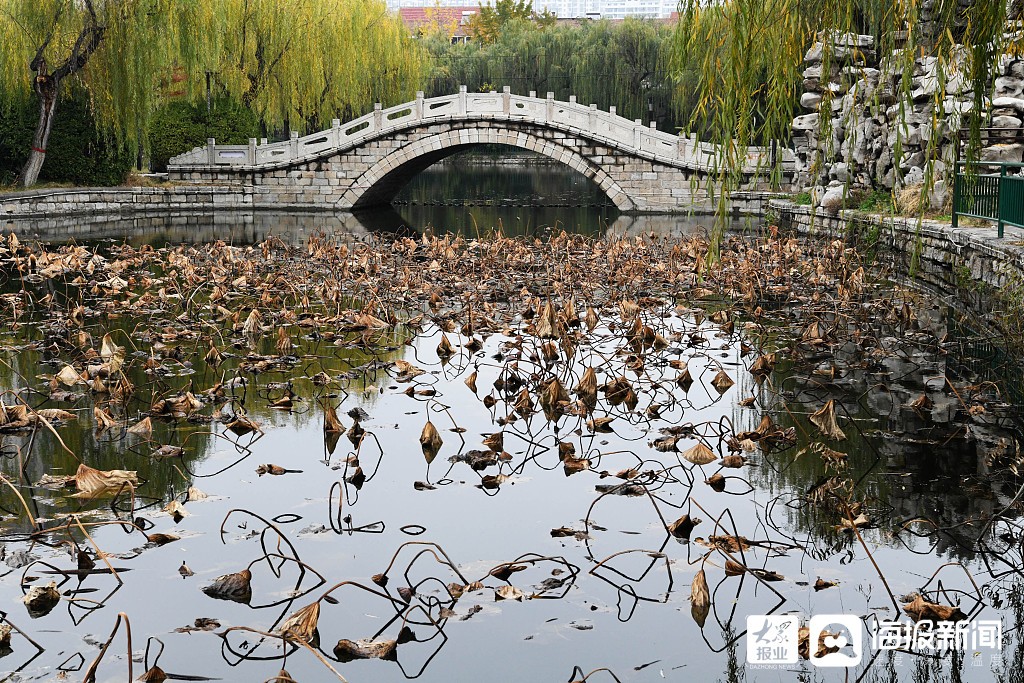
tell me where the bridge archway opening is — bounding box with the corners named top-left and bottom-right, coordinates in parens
top-left (392, 146), bottom-right (618, 211)
top-left (347, 132), bottom-right (636, 213)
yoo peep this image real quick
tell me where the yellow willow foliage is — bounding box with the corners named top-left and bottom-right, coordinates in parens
top-left (0, 0), bottom-right (218, 145)
top-left (673, 0), bottom-right (1009, 172)
top-left (216, 0), bottom-right (426, 129)
top-left (0, 0), bottom-right (425, 149)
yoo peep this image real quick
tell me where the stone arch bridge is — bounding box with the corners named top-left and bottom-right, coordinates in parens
top-left (169, 87), bottom-right (793, 213)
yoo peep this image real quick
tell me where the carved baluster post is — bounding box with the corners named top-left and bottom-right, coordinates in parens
top-left (633, 120), bottom-right (642, 149)
top-left (374, 104), bottom-right (383, 131)
top-left (416, 91), bottom-right (424, 120)
top-left (503, 86), bottom-right (511, 114)
top-left (289, 131), bottom-right (299, 159)
top-left (589, 104), bottom-right (597, 131)
top-left (248, 138), bottom-right (257, 164)
top-left (546, 92), bottom-right (554, 122)
top-left (458, 85), bottom-right (468, 115)
top-left (207, 138), bottom-right (216, 165)
top-left (332, 118), bottom-right (341, 146)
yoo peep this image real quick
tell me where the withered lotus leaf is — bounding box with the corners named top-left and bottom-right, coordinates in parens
top-left (420, 420), bottom-right (443, 462)
top-left (535, 300), bottom-right (559, 339)
top-left (322, 402), bottom-right (344, 434)
top-left (72, 463), bottom-right (139, 497)
top-left (749, 353), bottom-right (776, 377)
top-left (465, 371), bottom-right (478, 393)
top-left (563, 456), bottom-right (590, 476)
top-left (163, 500), bottom-right (189, 521)
top-left (810, 400), bottom-right (846, 441)
top-left (705, 473), bottom-right (727, 492)
top-left (93, 407), bottom-right (117, 431)
top-left (186, 486), bottom-right (209, 502)
top-left (269, 669), bottom-right (297, 683)
top-left (681, 442), bottom-right (716, 466)
top-left (256, 463), bottom-right (290, 476)
top-left (574, 367), bottom-right (598, 407)
top-left (202, 568), bottom-right (253, 603)
top-left (482, 431), bottom-right (503, 452)
top-left (226, 414), bottom-right (262, 436)
top-left (720, 455), bottom-right (746, 468)
top-left (711, 370), bottom-right (735, 394)
top-left (436, 333), bottom-right (455, 358)
top-left (36, 408), bottom-right (76, 422)
top-left (667, 514), bottom-right (699, 540)
top-left (278, 602), bottom-right (321, 643)
top-left (902, 594), bottom-right (967, 623)
top-left (334, 638), bottom-right (398, 662)
top-left (586, 417), bottom-right (614, 433)
top-left (126, 416), bottom-right (153, 437)
top-left (204, 342), bottom-right (223, 367)
top-left (724, 560), bottom-right (746, 577)
top-left (100, 333), bottom-right (125, 374)
top-left (495, 585), bottom-right (526, 602)
top-left (146, 532), bottom-right (180, 546)
top-left (23, 581), bottom-right (61, 618)
top-left (489, 563), bottom-right (528, 581)
top-left (540, 377), bottom-right (569, 419)
top-left (56, 365), bottom-right (84, 386)
top-left (242, 309), bottom-right (262, 336)
top-left (138, 665), bottom-right (167, 683)
top-left (513, 388), bottom-right (534, 417)
top-left (690, 569), bottom-right (710, 628)
top-left (0, 623), bottom-right (10, 648)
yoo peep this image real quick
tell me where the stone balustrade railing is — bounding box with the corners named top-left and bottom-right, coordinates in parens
top-left (169, 86), bottom-right (793, 176)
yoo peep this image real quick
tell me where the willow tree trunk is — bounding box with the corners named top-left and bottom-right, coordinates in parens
top-left (21, 77), bottom-right (59, 187)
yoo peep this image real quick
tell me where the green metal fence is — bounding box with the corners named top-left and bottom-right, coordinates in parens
top-left (952, 160), bottom-right (1024, 238)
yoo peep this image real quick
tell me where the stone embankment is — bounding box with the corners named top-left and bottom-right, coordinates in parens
top-left (0, 186), bottom-right (251, 219)
top-left (770, 199), bottom-right (1024, 301)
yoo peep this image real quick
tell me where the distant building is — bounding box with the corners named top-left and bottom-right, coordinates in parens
top-left (398, 5), bottom-right (478, 43)
top-left (386, 0), bottom-right (676, 20)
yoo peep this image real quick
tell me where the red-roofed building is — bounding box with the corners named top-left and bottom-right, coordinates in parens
top-left (399, 6), bottom-right (479, 43)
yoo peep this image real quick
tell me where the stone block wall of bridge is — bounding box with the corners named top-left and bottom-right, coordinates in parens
top-left (169, 89), bottom-right (792, 213)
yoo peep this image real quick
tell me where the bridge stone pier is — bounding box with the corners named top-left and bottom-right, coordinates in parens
top-left (169, 87), bottom-right (793, 213)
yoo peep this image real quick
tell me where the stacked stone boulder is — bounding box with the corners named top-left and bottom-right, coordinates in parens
top-left (791, 29), bottom-right (1024, 210)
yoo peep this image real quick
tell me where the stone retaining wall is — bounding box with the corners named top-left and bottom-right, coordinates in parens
top-left (769, 199), bottom-right (1024, 304)
top-left (0, 187), bottom-right (253, 219)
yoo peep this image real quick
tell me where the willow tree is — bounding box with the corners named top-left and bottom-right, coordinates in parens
top-left (0, 0), bottom-right (218, 186)
top-left (214, 0), bottom-right (426, 132)
top-left (426, 18), bottom-right (684, 128)
top-left (0, 0), bottom-right (424, 187)
top-left (673, 0), bottom-right (1008, 176)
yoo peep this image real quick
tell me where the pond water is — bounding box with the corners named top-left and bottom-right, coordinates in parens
top-left (0, 157), bottom-right (1021, 683)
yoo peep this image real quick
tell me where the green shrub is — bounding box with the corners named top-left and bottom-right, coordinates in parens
top-left (0, 92), bottom-right (133, 187)
top-left (148, 97), bottom-right (259, 172)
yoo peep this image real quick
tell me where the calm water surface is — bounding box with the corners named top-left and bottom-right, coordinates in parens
top-left (0, 157), bottom-right (1020, 682)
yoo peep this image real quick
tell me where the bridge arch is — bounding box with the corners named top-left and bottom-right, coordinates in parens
top-left (344, 127), bottom-right (636, 211)
top-left (168, 89), bottom-right (790, 213)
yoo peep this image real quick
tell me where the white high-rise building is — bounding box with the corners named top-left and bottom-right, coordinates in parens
top-left (385, 0), bottom-right (676, 19)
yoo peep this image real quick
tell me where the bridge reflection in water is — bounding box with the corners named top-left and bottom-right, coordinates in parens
top-left (1, 208), bottom-right (750, 245)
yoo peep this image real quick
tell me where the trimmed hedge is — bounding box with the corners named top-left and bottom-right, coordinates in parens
top-left (0, 93), bottom-right (133, 187)
top-left (148, 97), bottom-right (260, 172)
